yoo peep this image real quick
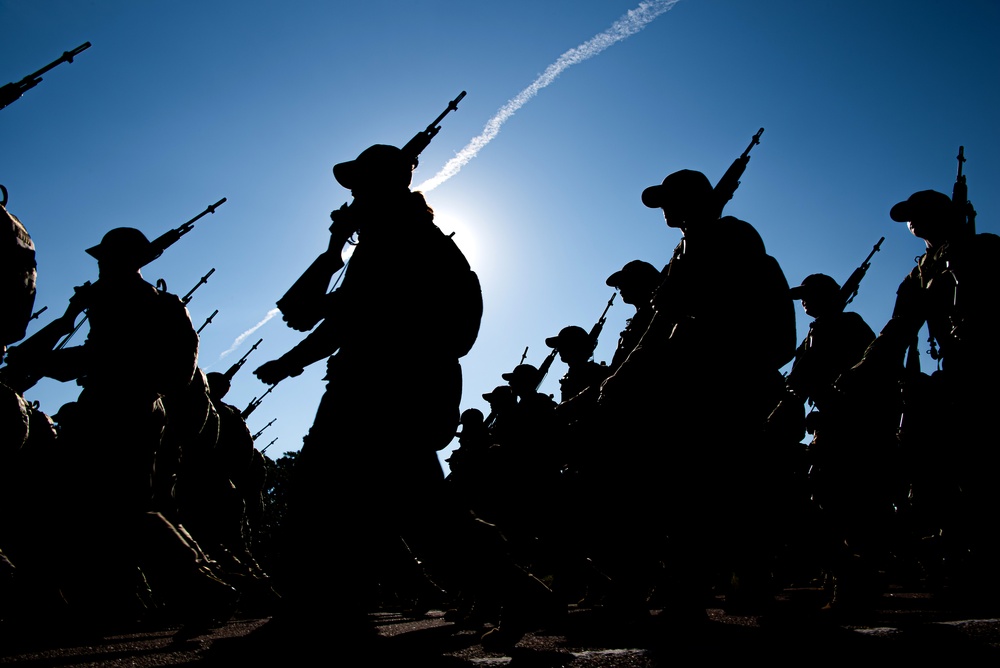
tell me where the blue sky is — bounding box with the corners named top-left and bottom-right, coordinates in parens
top-left (2, 0), bottom-right (998, 468)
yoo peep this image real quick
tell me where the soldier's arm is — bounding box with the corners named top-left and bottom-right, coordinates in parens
top-left (253, 315), bottom-right (343, 385)
top-left (36, 345), bottom-right (90, 383)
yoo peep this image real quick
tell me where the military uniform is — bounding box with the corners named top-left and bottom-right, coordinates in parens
top-left (255, 145), bottom-right (492, 635)
top-left (854, 190), bottom-right (1000, 594)
top-left (597, 169), bottom-right (797, 614)
top-left (40, 228), bottom-right (233, 624)
top-left (0, 189), bottom-right (36, 350)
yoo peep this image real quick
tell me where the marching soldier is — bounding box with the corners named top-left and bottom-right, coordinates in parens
top-left (544, 325), bottom-right (609, 405)
top-left (781, 273), bottom-right (893, 612)
top-left (604, 259), bottom-right (661, 374)
top-left (252, 143), bottom-right (553, 651)
top-left (846, 188), bottom-right (1000, 602)
top-left (598, 168), bottom-right (796, 619)
top-left (33, 227), bottom-right (234, 629)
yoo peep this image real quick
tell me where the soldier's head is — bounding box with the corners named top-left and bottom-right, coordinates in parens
top-left (789, 273), bottom-right (841, 318)
top-left (641, 169), bottom-right (715, 230)
top-left (545, 325), bottom-right (593, 365)
top-left (482, 384), bottom-right (516, 409)
top-left (500, 364), bottom-right (541, 396)
top-left (333, 144), bottom-right (414, 198)
top-left (456, 408), bottom-right (487, 443)
top-left (606, 260), bottom-right (660, 306)
top-left (85, 227), bottom-right (153, 276)
top-left (460, 407), bottom-right (485, 428)
top-left (206, 371), bottom-right (231, 400)
top-left (890, 190), bottom-right (957, 247)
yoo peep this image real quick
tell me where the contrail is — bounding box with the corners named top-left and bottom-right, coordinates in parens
top-left (414, 0), bottom-right (681, 192)
top-left (220, 308), bottom-right (280, 359)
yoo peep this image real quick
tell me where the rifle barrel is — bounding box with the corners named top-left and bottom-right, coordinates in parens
top-left (742, 128), bottom-right (764, 159)
top-left (179, 198), bottom-right (227, 233)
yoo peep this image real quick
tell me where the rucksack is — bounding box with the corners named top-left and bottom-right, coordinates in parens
top-left (434, 230), bottom-right (483, 359)
top-left (0, 191), bottom-right (37, 346)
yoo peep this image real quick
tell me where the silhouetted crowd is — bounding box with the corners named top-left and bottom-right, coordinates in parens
top-left (2, 128), bottom-right (998, 661)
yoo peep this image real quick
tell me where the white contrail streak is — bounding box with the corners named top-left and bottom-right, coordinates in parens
top-left (414, 0), bottom-right (681, 192)
top-left (220, 308), bottom-right (280, 359)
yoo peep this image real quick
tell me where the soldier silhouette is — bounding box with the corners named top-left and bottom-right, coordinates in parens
top-left (251, 144), bottom-right (550, 652)
top-left (605, 260), bottom-right (661, 374)
top-left (779, 273), bottom-right (893, 613)
top-left (34, 227), bottom-right (234, 630)
top-left (846, 188), bottom-right (1000, 603)
top-left (544, 325), bottom-right (609, 405)
top-left (597, 168), bottom-right (796, 620)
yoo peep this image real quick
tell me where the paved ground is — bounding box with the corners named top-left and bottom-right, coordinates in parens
top-left (2, 585), bottom-right (999, 666)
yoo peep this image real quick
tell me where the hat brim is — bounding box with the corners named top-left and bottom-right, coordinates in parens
top-left (606, 270), bottom-right (625, 287)
top-left (641, 185), bottom-right (663, 209)
top-left (889, 201), bottom-right (911, 223)
top-left (332, 161), bottom-right (359, 189)
top-left (788, 285), bottom-right (809, 299)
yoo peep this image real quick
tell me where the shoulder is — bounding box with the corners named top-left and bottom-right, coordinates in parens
top-left (711, 216), bottom-right (767, 255)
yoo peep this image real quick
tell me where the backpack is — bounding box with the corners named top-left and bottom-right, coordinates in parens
top-left (0, 194), bottom-right (37, 346)
top-left (434, 230), bottom-right (483, 359)
top-left (757, 253), bottom-right (798, 370)
top-left (146, 288), bottom-right (200, 397)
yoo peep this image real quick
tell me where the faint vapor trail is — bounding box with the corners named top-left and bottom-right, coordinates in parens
top-left (220, 308), bottom-right (279, 359)
top-left (414, 0), bottom-right (681, 192)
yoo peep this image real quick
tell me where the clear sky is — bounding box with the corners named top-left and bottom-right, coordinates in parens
top-left (2, 0), bottom-right (998, 470)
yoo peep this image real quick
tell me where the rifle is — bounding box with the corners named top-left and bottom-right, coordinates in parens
top-left (588, 291), bottom-right (616, 352)
top-left (196, 309), bottom-right (218, 335)
top-left (57, 200), bottom-right (224, 348)
top-left (534, 349), bottom-right (557, 392)
top-left (0, 282), bottom-right (91, 393)
top-left (1, 42), bottom-right (91, 111)
top-left (243, 381), bottom-right (278, 419)
top-left (952, 146), bottom-right (977, 236)
top-left (28, 306), bottom-right (48, 322)
top-left (260, 437), bottom-right (277, 454)
top-left (224, 337), bottom-right (263, 382)
top-left (275, 92), bottom-right (467, 332)
top-left (142, 198), bottom-right (226, 267)
top-left (712, 127), bottom-right (764, 218)
top-left (838, 236), bottom-right (884, 311)
top-left (252, 418), bottom-right (276, 441)
top-left (181, 268), bottom-right (215, 305)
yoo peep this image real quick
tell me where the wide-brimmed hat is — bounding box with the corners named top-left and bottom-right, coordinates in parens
top-left (889, 190), bottom-right (955, 223)
top-left (641, 169), bottom-right (713, 209)
top-left (85, 227), bottom-right (155, 266)
top-left (333, 144), bottom-right (413, 190)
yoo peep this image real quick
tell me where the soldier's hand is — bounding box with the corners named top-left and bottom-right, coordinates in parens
top-left (254, 358), bottom-right (303, 385)
top-left (329, 204), bottom-right (358, 241)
